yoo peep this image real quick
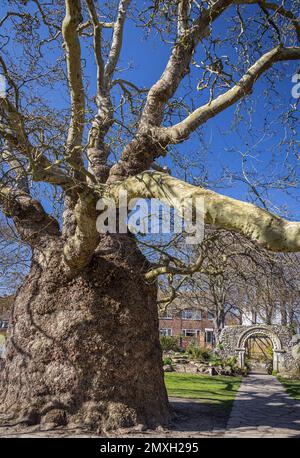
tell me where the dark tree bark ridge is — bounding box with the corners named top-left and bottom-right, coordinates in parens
top-left (0, 235), bottom-right (169, 431)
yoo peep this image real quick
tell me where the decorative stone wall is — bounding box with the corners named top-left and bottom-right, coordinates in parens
top-left (219, 325), bottom-right (296, 374)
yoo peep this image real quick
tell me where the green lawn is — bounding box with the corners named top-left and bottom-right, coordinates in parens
top-left (278, 377), bottom-right (300, 400)
top-left (164, 372), bottom-right (241, 409)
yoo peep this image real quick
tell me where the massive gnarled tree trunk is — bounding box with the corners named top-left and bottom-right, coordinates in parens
top-left (0, 234), bottom-right (169, 430)
top-left (0, 0), bottom-right (300, 433)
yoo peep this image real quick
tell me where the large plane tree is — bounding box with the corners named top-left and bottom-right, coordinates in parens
top-left (0, 0), bottom-right (299, 431)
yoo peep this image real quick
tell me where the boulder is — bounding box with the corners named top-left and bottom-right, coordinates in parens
top-left (199, 366), bottom-right (216, 376)
top-left (211, 365), bottom-right (223, 374)
top-left (173, 364), bottom-right (186, 373)
top-left (186, 364), bottom-right (198, 373)
top-left (172, 357), bottom-right (189, 364)
top-left (191, 361), bottom-right (208, 369)
top-left (163, 364), bottom-right (173, 372)
top-left (207, 367), bottom-right (215, 376)
top-left (173, 363), bottom-right (200, 374)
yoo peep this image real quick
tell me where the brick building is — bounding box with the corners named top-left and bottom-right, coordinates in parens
top-left (159, 308), bottom-right (216, 348)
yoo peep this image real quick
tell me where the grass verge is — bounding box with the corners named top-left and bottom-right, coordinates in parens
top-left (278, 377), bottom-right (300, 400)
top-left (165, 372), bottom-right (241, 410)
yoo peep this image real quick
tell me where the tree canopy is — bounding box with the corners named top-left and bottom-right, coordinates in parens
top-left (0, 0), bottom-right (299, 274)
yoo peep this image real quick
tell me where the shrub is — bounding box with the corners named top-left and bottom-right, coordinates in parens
top-left (240, 367), bottom-right (249, 376)
top-left (208, 352), bottom-right (223, 365)
top-left (160, 336), bottom-right (180, 352)
top-left (186, 345), bottom-right (211, 361)
top-left (163, 357), bottom-right (173, 365)
top-left (224, 356), bottom-right (238, 369)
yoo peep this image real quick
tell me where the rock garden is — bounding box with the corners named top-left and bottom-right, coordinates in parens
top-left (161, 336), bottom-right (247, 377)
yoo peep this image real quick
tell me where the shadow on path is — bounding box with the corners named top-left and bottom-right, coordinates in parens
top-left (1, 375), bottom-right (299, 438)
top-left (224, 374), bottom-right (300, 438)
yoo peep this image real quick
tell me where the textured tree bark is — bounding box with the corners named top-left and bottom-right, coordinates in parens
top-left (0, 235), bottom-right (169, 432)
top-left (214, 309), bottom-right (226, 344)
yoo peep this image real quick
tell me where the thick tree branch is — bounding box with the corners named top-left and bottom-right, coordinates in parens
top-left (108, 1), bottom-right (299, 182)
top-left (85, 0), bottom-right (105, 94)
top-left (104, 0), bottom-right (132, 88)
top-left (0, 185), bottom-right (60, 246)
top-left (85, 0), bottom-right (113, 184)
top-left (86, 0), bottom-right (131, 183)
top-left (62, 0), bottom-right (88, 243)
top-left (108, 0), bottom-right (233, 182)
top-left (62, 0), bottom-right (85, 166)
top-left (63, 190), bottom-right (99, 270)
top-left (162, 46), bottom-right (300, 144)
top-left (1, 141), bottom-right (29, 193)
top-left (139, 0), bottom-right (233, 127)
top-left (145, 252), bottom-right (205, 281)
top-left (105, 171), bottom-right (300, 252)
top-left (177, 0), bottom-right (191, 37)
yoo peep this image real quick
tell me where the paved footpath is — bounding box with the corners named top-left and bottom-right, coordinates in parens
top-left (225, 374), bottom-right (300, 438)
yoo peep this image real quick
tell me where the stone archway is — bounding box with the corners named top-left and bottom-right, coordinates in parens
top-left (219, 324), bottom-right (295, 374)
top-left (236, 325), bottom-right (284, 372)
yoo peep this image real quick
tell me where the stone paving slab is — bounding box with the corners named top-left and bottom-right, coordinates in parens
top-left (224, 374), bottom-right (300, 438)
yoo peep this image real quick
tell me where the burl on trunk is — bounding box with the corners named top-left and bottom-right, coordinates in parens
top-left (0, 235), bottom-right (169, 432)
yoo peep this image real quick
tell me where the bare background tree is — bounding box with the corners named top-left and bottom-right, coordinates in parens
top-left (0, 0), bottom-right (299, 432)
top-left (156, 228), bottom-right (300, 340)
top-left (0, 217), bottom-right (30, 295)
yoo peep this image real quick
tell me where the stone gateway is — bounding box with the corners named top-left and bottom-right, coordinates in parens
top-left (219, 325), bottom-right (297, 374)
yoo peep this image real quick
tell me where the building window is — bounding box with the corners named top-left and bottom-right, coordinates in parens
top-left (182, 329), bottom-right (200, 337)
top-left (160, 328), bottom-right (172, 336)
top-left (207, 312), bottom-right (214, 320)
top-left (205, 329), bottom-right (214, 344)
top-left (181, 309), bottom-right (202, 320)
top-left (160, 310), bottom-right (173, 320)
